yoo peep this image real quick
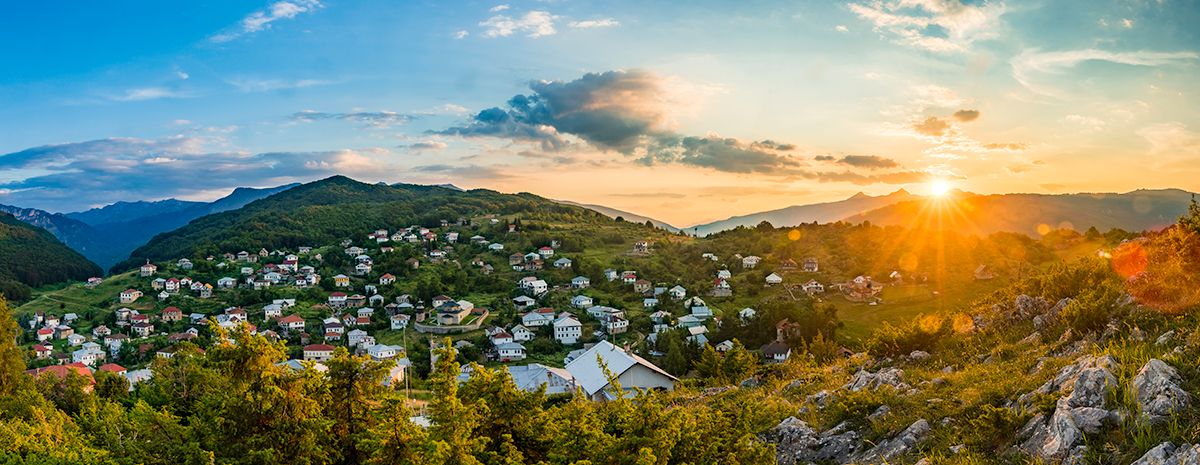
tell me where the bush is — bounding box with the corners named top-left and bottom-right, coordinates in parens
top-left (866, 314), bottom-right (952, 357)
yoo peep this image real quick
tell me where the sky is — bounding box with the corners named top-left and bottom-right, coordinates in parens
top-left (1, 0), bottom-right (1198, 227)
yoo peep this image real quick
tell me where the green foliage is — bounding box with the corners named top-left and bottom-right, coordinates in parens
top-left (866, 314), bottom-right (953, 356)
top-left (0, 295), bottom-right (24, 397)
top-left (0, 213), bottom-right (103, 301)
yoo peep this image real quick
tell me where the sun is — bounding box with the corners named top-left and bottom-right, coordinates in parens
top-left (931, 182), bottom-right (949, 196)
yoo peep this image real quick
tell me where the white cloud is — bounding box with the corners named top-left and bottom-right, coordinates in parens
top-left (848, 0), bottom-right (1004, 53)
top-left (226, 78), bottom-right (336, 92)
top-left (1010, 48), bottom-right (1198, 97)
top-left (453, 30), bottom-right (469, 39)
top-left (911, 84), bottom-right (965, 109)
top-left (1063, 114), bottom-right (1106, 129)
top-left (1122, 18), bottom-right (1133, 28)
top-left (1137, 122), bottom-right (1200, 166)
top-left (113, 88), bottom-right (189, 101)
top-left (479, 11), bottom-right (559, 38)
top-left (210, 0), bottom-right (322, 43)
top-left (570, 18), bottom-right (619, 28)
top-left (490, 4), bottom-right (509, 12)
top-left (836, 25), bottom-right (848, 32)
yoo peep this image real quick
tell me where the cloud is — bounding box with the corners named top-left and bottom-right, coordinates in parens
top-left (813, 155), bottom-right (835, 161)
top-left (1063, 114), bottom-right (1105, 129)
top-left (912, 84), bottom-right (965, 109)
top-left (226, 78), bottom-right (336, 92)
top-left (1040, 183), bottom-right (1066, 192)
top-left (113, 88), bottom-right (190, 101)
top-left (210, 0), bottom-right (322, 43)
top-left (912, 117), bottom-right (950, 137)
top-left (0, 136), bottom-right (389, 212)
top-left (836, 25), bottom-right (849, 32)
top-left (952, 109), bottom-right (980, 122)
top-left (480, 11), bottom-right (559, 38)
top-left (1011, 49), bottom-right (1198, 97)
top-left (453, 30), bottom-right (469, 39)
top-left (836, 155), bottom-right (900, 170)
top-left (1004, 161), bottom-right (1045, 174)
top-left (489, 4), bottom-right (509, 12)
top-left (570, 18), bottom-right (619, 28)
top-left (848, 0), bottom-right (1005, 53)
top-left (288, 110), bottom-right (414, 129)
top-left (430, 69), bottom-right (942, 184)
top-left (882, 115), bottom-right (1030, 156)
top-left (1136, 122), bottom-right (1200, 165)
top-left (404, 141), bottom-right (448, 154)
top-left (412, 164), bottom-right (512, 180)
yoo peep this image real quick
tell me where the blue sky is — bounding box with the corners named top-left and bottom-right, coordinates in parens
top-left (2, 0), bottom-right (1198, 226)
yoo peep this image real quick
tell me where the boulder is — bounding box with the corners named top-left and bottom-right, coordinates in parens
top-left (701, 386), bottom-right (736, 396)
top-left (758, 417), bottom-right (864, 464)
top-left (1019, 404), bottom-right (1083, 462)
top-left (867, 405), bottom-right (891, 422)
top-left (806, 390), bottom-right (835, 409)
top-left (1130, 442), bottom-right (1174, 465)
top-left (845, 367), bottom-right (909, 392)
top-left (1064, 367), bottom-right (1115, 409)
top-left (908, 350), bottom-right (930, 361)
top-left (1063, 446), bottom-right (1088, 465)
top-left (739, 377), bottom-right (761, 388)
top-left (1157, 330), bottom-right (1176, 346)
top-left (1020, 332), bottom-right (1043, 345)
top-left (857, 419), bottom-right (931, 464)
top-left (1133, 359), bottom-right (1191, 425)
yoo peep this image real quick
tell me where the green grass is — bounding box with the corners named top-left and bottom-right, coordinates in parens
top-left (833, 279), bottom-right (1008, 344)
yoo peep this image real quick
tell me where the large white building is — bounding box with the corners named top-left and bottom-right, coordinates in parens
top-left (565, 341), bottom-right (678, 401)
top-left (553, 314), bottom-right (582, 344)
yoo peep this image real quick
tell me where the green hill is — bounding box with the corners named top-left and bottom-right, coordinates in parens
top-left (0, 212), bottom-right (103, 301)
top-left (111, 175), bottom-right (621, 272)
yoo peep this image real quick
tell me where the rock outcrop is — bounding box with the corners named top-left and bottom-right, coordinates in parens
top-left (1129, 442), bottom-right (1200, 465)
top-left (845, 367), bottom-right (909, 392)
top-left (1133, 359), bottom-right (1190, 425)
top-left (759, 417), bottom-right (863, 464)
top-left (857, 419), bottom-right (931, 464)
top-left (1018, 355), bottom-right (1120, 462)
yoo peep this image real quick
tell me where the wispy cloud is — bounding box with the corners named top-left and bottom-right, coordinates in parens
top-left (210, 0), bottom-right (322, 43)
top-left (1011, 49), bottom-right (1198, 97)
top-left (848, 0), bottom-right (1004, 53)
top-left (489, 4), bottom-right (509, 12)
top-left (226, 78), bottom-right (337, 92)
top-left (288, 110), bottom-right (414, 129)
top-left (112, 88), bottom-right (191, 102)
top-left (479, 11), bottom-right (559, 38)
top-left (453, 30), bottom-right (469, 39)
top-left (570, 18), bottom-right (619, 28)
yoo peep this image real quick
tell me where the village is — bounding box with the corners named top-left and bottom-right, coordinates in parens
top-left (16, 216), bottom-right (999, 400)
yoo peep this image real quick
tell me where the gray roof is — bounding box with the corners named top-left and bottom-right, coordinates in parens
top-left (564, 341), bottom-right (677, 397)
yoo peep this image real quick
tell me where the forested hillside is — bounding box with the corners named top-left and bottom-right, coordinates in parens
top-left (112, 176), bottom-right (626, 273)
top-left (0, 213), bottom-right (103, 301)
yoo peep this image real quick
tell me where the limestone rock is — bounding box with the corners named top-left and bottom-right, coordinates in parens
top-left (739, 377), bottom-right (761, 388)
top-left (806, 390), bottom-right (835, 409)
top-left (856, 419), bottom-right (931, 464)
top-left (867, 405), bottom-right (891, 422)
top-left (1018, 404), bottom-right (1083, 462)
top-left (758, 417), bottom-right (865, 464)
top-left (1063, 446), bottom-right (1088, 465)
top-left (845, 367), bottom-right (909, 392)
top-left (1020, 332), bottom-right (1043, 345)
top-left (1133, 359), bottom-right (1191, 425)
top-left (1157, 330), bottom-right (1176, 346)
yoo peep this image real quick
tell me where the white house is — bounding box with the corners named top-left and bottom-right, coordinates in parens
top-left (643, 298), bottom-right (659, 308)
top-left (669, 285), bottom-right (687, 301)
top-left (390, 314), bottom-right (411, 330)
top-left (571, 276), bottom-right (591, 289)
top-left (537, 247), bottom-right (554, 258)
top-left (554, 258), bottom-right (572, 269)
top-left (304, 344), bottom-right (335, 362)
top-left (347, 329), bottom-right (370, 347)
top-left (765, 273), bottom-right (783, 285)
top-left (553, 315), bottom-right (582, 344)
top-left (522, 308), bottom-right (556, 327)
top-left (496, 342), bottom-right (527, 361)
top-left (802, 279), bottom-right (825, 295)
top-left (565, 341), bottom-right (678, 401)
top-left (367, 344), bottom-right (402, 361)
top-left (490, 331), bottom-right (515, 346)
top-left (217, 277), bottom-right (237, 289)
top-left (263, 303), bottom-right (284, 319)
top-left (520, 278), bottom-right (548, 295)
top-left (72, 346), bottom-right (107, 366)
top-left (513, 295), bottom-right (536, 310)
top-left (739, 308), bottom-right (757, 325)
top-left (512, 325), bottom-right (535, 342)
top-left (761, 341), bottom-right (791, 364)
top-left (489, 243), bottom-right (504, 251)
top-left (570, 295), bottom-right (593, 309)
top-left (742, 256), bottom-right (761, 268)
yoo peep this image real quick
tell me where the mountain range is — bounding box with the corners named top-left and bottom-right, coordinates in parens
top-left (0, 212), bottom-right (102, 301)
top-left (685, 189), bottom-right (926, 236)
top-left (1, 184), bottom-right (299, 270)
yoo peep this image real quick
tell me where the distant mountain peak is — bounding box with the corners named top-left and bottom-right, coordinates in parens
top-left (848, 192), bottom-right (871, 200)
top-left (891, 188), bottom-right (911, 196)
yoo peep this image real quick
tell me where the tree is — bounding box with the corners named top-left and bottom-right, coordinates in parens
top-left (426, 339), bottom-right (484, 465)
top-left (0, 295), bottom-right (24, 396)
top-left (326, 347), bottom-right (396, 464)
top-left (1180, 194), bottom-right (1200, 234)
